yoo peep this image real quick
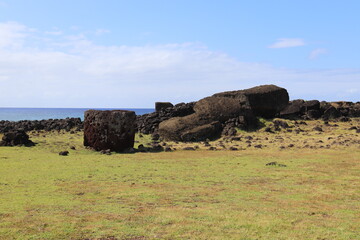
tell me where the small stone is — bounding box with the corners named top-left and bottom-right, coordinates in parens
top-left (183, 147), bottom-right (195, 151)
top-left (59, 151), bottom-right (69, 156)
top-left (266, 162), bottom-right (277, 166)
top-left (313, 126), bottom-right (323, 132)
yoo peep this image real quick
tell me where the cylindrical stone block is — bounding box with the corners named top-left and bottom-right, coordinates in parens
top-left (84, 110), bottom-right (136, 152)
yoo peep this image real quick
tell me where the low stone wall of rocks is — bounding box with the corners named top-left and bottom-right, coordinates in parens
top-left (0, 118), bottom-right (83, 133)
top-left (279, 100), bottom-right (360, 120)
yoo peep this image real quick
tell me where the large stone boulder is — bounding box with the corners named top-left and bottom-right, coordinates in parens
top-left (155, 102), bottom-right (173, 112)
top-left (279, 99), bottom-right (321, 119)
top-left (84, 110), bottom-right (136, 152)
top-left (213, 84), bottom-right (289, 118)
top-left (0, 130), bottom-right (34, 147)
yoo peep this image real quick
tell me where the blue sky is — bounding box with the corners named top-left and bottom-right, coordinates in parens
top-left (0, 0), bottom-right (359, 107)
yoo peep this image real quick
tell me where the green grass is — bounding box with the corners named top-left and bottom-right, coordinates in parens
top-left (0, 127), bottom-right (359, 239)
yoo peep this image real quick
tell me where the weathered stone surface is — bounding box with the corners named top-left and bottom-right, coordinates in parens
top-left (213, 84), bottom-right (289, 118)
top-left (84, 110), bottom-right (136, 152)
top-left (194, 96), bottom-right (252, 122)
top-left (159, 85), bottom-right (287, 141)
top-left (280, 99), bottom-right (322, 120)
top-left (158, 114), bottom-right (210, 142)
top-left (136, 102), bottom-right (195, 134)
top-left (155, 102), bottom-right (174, 112)
top-left (0, 130), bottom-right (34, 147)
top-left (322, 106), bottom-right (341, 120)
top-left (158, 96), bottom-right (258, 142)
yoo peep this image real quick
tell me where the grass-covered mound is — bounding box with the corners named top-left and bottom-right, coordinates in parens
top-left (0, 119), bottom-right (359, 239)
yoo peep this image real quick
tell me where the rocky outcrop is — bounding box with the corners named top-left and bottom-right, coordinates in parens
top-left (0, 118), bottom-right (83, 133)
top-left (279, 100), bottom-right (360, 120)
top-left (84, 110), bottom-right (136, 152)
top-left (213, 84), bottom-right (289, 118)
top-left (0, 130), bottom-right (35, 147)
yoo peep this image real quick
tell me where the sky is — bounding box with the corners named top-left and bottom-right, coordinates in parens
top-left (0, 0), bottom-right (359, 108)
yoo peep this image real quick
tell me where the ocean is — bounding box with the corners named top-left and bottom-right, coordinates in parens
top-left (0, 108), bottom-right (155, 121)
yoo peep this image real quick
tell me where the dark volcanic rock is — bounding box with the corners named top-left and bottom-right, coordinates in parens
top-left (322, 106), bottom-right (341, 120)
top-left (59, 151), bottom-right (69, 156)
top-left (159, 96), bottom-right (255, 142)
top-left (84, 110), bottom-right (136, 152)
top-left (280, 99), bottom-right (321, 119)
top-left (136, 102), bottom-right (195, 134)
top-left (213, 84), bottom-right (289, 118)
top-left (155, 102), bottom-right (174, 112)
top-left (0, 118), bottom-right (83, 133)
top-left (194, 96), bottom-right (252, 122)
top-left (279, 99), bottom-right (305, 119)
top-left (0, 130), bottom-right (34, 147)
top-left (158, 114), bottom-right (222, 142)
top-left (159, 85), bottom-right (287, 141)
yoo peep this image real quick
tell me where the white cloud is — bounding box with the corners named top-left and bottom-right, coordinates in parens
top-left (95, 29), bottom-right (110, 35)
top-left (0, 21), bottom-right (30, 48)
top-left (45, 31), bottom-right (63, 36)
top-left (0, 22), bottom-right (359, 108)
top-left (309, 48), bottom-right (327, 59)
top-left (268, 38), bottom-right (305, 48)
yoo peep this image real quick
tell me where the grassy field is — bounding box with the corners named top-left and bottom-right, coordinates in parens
top-left (0, 119), bottom-right (359, 239)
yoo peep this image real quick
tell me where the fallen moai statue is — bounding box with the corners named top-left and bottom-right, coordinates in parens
top-left (159, 84), bottom-right (289, 142)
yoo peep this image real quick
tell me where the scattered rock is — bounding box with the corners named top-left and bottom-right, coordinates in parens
top-left (100, 149), bottom-right (111, 155)
top-left (0, 130), bottom-right (35, 147)
top-left (59, 151), bottom-right (69, 156)
top-left (164, 147), bottom-right (172, 152)
top-left (313, 126), bottom-right (323, 132)
top-left (266, 161), bottom-right (277, 166)
top-left (183, 147), bottom-right (196, 151)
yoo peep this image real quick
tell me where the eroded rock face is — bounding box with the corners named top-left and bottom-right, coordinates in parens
top-left (0, 130), bottom-right (34, 147)
top-left (213, 84), bottom-right (289, 118)
top-left (84, 110), bottom-right (136, 152)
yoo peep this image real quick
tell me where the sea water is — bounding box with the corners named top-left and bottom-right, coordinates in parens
top-left (0, 108), bottom-right (154, 121)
